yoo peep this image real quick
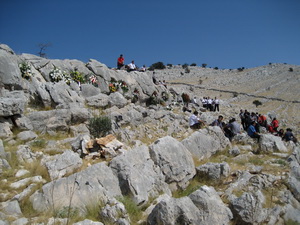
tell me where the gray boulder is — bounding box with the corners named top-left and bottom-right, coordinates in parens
top-left (27, 109), bottom-right (71, 134)
top-left (44, 150), bottom-right (83, 180)
top-left (259, 134), bottom-right (288, 153)
top-left (0, 91), bottom-right (27, 117)
top-left (73, 220), bottom-right (103, 225)
top-left (149, 136), bottom-right (196, 190)
top-left (287, 147), bottom-right (300, 201)
top-left (85, 93), bottom-right (109, 108)
top-left (0, 117), bottom-right (13, 138)
top-left (108, 92), bottom-right (128, 108)
top-left (196, 162), bottom-right (230, 180)
top-left (16, 145), bottom-right (37, 163)
top-left (0, 47), bottom-right (21, 89)
top-left (109, 145), bottom-right (171, 205)
top-left (0, 200), bottom-right (23, 219)
top-left (80, 84), bottom-right (101, 97)
top-left (147, 196), bottom-right (204, 225)
top-left (16, 130), bottom-right (37, 142)
top-left (99, 198), bottom-right (129, 224)
top-left (189, 186), bottom-right (233, 225)
top-left (230, 191), bottom-right (267, 224)
top-left (30, 162), bottom-right (122, 212)
top-left (181, 126), bottom-right (231, 160)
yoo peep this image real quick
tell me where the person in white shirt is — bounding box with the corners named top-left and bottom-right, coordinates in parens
top-left (207, 97), bottom-right (213, 111)
top-left (127, 60), bottom-right (137, 72)
top-left (214, 97), bottom-right (220, 112)
top-left (189, 111), bottom-right (204, 129)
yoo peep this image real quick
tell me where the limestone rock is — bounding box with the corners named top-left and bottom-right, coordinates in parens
top-left (109, 145), bottom-right (171, 205)
top-left (44, 150), bottom-right (83, 180)
top-left (196, 162), bottom-right (230, 180)
top-left (259, 133), bottom-right (288, 153)
top-left (30, 162), bottom-right (122, 212)
top-left (149, 136), bottom-right (196, 190)
top-left (189, 186), bottom-right (233, 224)
top-left (16, 131), bottom-right (37, 142)
top-left (16, 145), bottom-right (36, 163)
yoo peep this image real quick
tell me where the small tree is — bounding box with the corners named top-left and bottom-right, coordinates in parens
top-left (37, 43), bottom-right (52, 58)
top-left (253, 100), bottom-right (262, 107)
top-left (289, 68), bottom-right (293, 72)
top-left (148, 62), bottom-right (166, 70)
top-left (190, 63), bottom-right (197, 66)
top-left (202, 63), bottom-right (207, 68)
top-left (88, 116), bottom-right (112, 138)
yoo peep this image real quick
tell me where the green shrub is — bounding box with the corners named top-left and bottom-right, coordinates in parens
top-left (190, 63), bottom-right (197, 66)
top-left (88, 116), bottom-right (112, 138)
top-left (182, 63), bottom-right (189, 69)
top-left (253, 100), bottom-right (262, 107)
top-left (149, 62), bottom-right (166, 70)
top-left (202, 63), bottom-right (207, 68)
top-left (70, 70), bottom-right (86, 83)
top-left (167, 64), bottom-right (173, 67)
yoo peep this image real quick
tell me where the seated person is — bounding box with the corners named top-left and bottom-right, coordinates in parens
top-left (189, 111), bottom-right (204, 129)
top-left (139, 65), bottom-right (146, 72)
top-left (127, 60), bottom-right (137, 72)
top-left (282, 128), bottom-right (295, 142)
top-left (224, 118), bottom-right (241, 141)
top-left (247, 121), bottom-right (260, 140)
top-left (210, 115), bottom-right (224, 130)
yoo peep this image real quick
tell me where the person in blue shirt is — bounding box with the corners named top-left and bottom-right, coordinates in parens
top-left (247, 121), bottom-right (260, 140)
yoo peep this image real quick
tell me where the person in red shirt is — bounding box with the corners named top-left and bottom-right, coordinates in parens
top-left (258, 114), bottom-right (267, 128)
top-left (117, 54), bottom-right (124, 69)
top-left (271, 118), bottom-right (279, 132)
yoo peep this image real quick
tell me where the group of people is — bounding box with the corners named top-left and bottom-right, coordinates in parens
top-left (239, 109), bottom-right (297, 143)
top-left (189, 109), bottom-right (297, 143)
top-left (202, 97), bottom-right (220, 112)
top-left (117, 54), bottom-right (146, 72)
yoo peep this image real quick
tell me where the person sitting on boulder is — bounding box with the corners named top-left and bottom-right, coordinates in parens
top-left (210, 115), bottom-right (224, 130)
top-left (282, 128), bottom-right (297, 143)
top-left (189, 111), bottom-right (205, 129)
top-left (127, 60), bottom-right (137, 72)
top-left (247, 121), bottom-right (260, 140)
top-left (224, 118), bottom-right (241, 141)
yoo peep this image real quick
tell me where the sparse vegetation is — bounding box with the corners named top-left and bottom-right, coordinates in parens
top-left (253, 100), bottom-right (262, 107)
top-left (88, 116), bottom-right (112, 138)
top-left (190, 63), bottom-right (197, 66)
top-left (148, 62), bottom-right (166, 70)
top-left (202, 63), bottom-right (207, 68)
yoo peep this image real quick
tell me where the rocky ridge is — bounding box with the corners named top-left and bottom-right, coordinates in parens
top-left (0, 43), bottom-right (300, 224)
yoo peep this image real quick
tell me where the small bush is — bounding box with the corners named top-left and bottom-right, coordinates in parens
top-left (182, 63), bottom-right (189, 69)
top-left (167, 64), bottom-right (173, 67)
top-left (202, 63), bottom-right (207, 68)
top-left (149, 62), bottom-right (166, 70)
top-left (190, 63), bottom-right (197, 66)
top-left (289, 68), bottom-right (293, 72)
top-left (88, 116), bottom-right (112, 138)
top-left (253, 100), bottom-right (262, 107)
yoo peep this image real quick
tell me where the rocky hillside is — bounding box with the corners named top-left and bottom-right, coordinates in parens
top-left (0, 43), bottom-right (300, 225)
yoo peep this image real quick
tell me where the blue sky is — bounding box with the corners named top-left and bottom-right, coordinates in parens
top-left (1, 0), bottom-right (299, 69)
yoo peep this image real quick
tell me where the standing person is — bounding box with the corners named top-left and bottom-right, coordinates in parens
top-left (152, 72), bottom-right (157, 84)
top-left (202, 97), bottom-right (207, 109)
top-left (271, 118), bottom-right (279, 133)
top-left (214, 97), bottom-right (220, 112)
top-left (117, 54), bottom-right (124, 69)
top-left (207, 97), bottom-right (213, 111)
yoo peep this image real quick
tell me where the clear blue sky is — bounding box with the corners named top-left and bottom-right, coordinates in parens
top-left (1, 0), bottom-right (299, 69)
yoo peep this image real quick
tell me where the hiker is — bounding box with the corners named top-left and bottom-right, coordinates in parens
top-left (117, 54), bottom-right (124, 69)
top-left (247, 121), bottom-right (260, 140)
top-left (189, 111), bottom-right (205, 129)
top-left (282, 128), bottom-right (297, 143)
top-left (152, 72), bottom-right (157, 84)
top-left (224, 118), bottom-right (241, 141)
top-left (139, 65), bottom-right (146, 72)
top-left (211, 115), bottom-right (224, 130)
top-left (270, 118), bottom-right (279, 133)
top-left (127, 60), bottom-right (137, 72)
top-left (214, 97), bottom-right (220, 112)
top-left (258, 114), bottom-right (267, 128)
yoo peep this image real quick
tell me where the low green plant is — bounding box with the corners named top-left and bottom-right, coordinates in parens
top-left (117, 196), bottom-right (142, 224)
top-left (88, 116), bottom-right (112, 138)
top-left (148, 62), bottom-right (166, 70)
top-left (190, 63), bottom-right (197, 66)
top-left (19, 61), bottom-right (33, 79)
top-left (253, 100), bottom-right (262, 107)
top-left (70, 70), bottom-right (86, 83)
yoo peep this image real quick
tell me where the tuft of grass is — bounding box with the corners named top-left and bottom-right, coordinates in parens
top-left (30, 139), bottom-right (47, 151)
top-left (117, 195), bottom-right (142, 224)
top-left (172, 178), bottom-right (202, 198)
top-left (23, 160), bottom-right (50, 182)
